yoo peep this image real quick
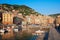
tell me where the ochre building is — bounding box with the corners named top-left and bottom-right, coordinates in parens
top-left (2, 12), bottom-right (14, 25)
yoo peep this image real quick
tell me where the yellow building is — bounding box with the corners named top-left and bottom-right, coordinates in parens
top-left (47, 17), bottom-right (54, 24)
top-left (55, 15), bottom-right (60, 26)
top-left (2, 12), bottom-right (13, 25)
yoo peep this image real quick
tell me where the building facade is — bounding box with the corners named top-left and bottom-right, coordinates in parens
top-left (2, 12), bottom-right (13, 25)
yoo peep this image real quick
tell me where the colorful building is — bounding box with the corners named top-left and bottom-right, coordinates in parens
top-left (55, 15), bottom-right (60, 26)
top-left (2, 12), bottom-right (14, 25)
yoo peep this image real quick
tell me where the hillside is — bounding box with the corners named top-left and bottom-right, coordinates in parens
top-left (49, 13), bottom-right (60, 18)
top-left (0, 4), bottom-right (42, 15)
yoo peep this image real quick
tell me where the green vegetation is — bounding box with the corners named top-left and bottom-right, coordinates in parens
top-left (0, 4), bottom-right (42, 15)
top-left (49, 13), bottom-right (60, 18)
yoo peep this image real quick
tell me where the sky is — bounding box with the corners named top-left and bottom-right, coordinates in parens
top-left (0, 0), bottom-right (60, 15)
